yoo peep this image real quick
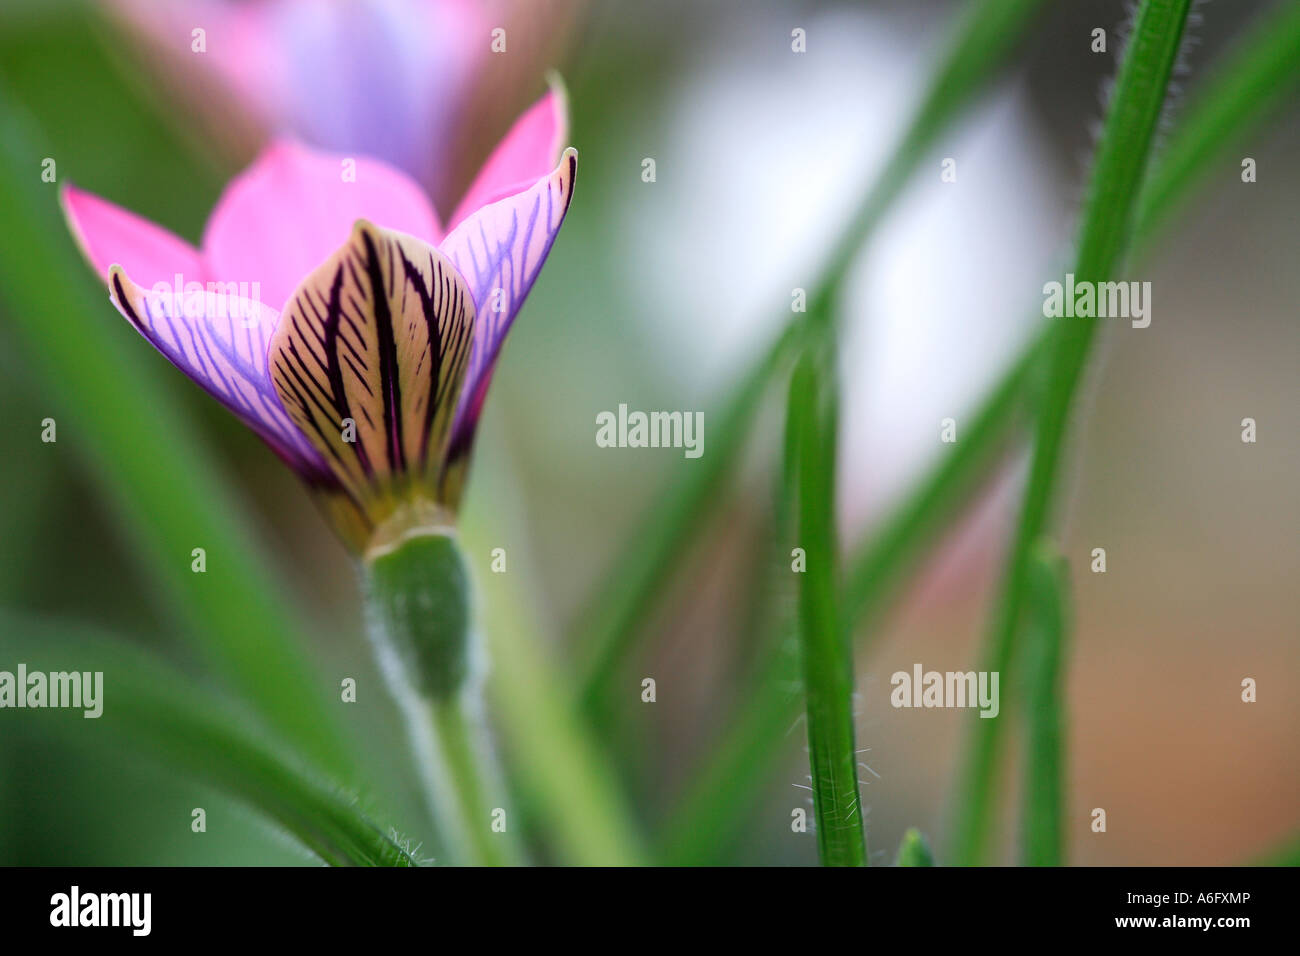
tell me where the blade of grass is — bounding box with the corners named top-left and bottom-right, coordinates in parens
top-left (809, 0), bottom-right (1051, 318)
top-left (663, 333), bottom-right (1043, 864)
top-left (476, 562), bottom-right (647, 864)
top-left (1020, 542), bottom-right (1070, 867)
top-left (1250, 832), bottom-right (1300, 866)
top-left (896, 827), bottom-right (937, 866)
top-left (574, 0), bottom-right (1051, 714)
top-left (788, 345), bottom-right (866, 866)
top-left (461, 434), bottom-right (646, 865)
top-left (662, 0), bottom-right (1300, 864)
top-left (951, 0), bottom-right (1194, 866)
top-left (0, 613), bottom-right (415, 867)
top-left (661, 638), bottom-right (800, 864)
top-left (0, 90), bottom-right (352, 781)
top-left (575, 318), bottom-right (803, 713)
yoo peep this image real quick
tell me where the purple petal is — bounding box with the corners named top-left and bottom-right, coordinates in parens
top-left (107, 265), bottom-right (328, 479)
top-left (439, 147), bottom-right (577, 461)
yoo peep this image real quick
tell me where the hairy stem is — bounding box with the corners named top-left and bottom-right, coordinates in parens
top-left (1020, 543), bottom-right (1070, 867)
top-left (951, 0), bottom-right (1193, 866)
top-left (789, 346), bottom-right (867, 866)
top-left (364, 530), bottom-right (514, 866)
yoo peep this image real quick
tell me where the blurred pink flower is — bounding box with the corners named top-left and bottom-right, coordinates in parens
top-left (101, 0), bottom-right (577, 202)
top-left (62, 89), bottom-right (576, 550)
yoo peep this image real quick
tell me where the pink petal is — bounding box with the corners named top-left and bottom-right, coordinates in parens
top-left (440, 147), bottom-right (578, 459)
top-left (61, 183), bottom-right (202, 288)
top-left (202, 139), bottom-right (442, 312)
top-left (446, 85), bottom-right (570, 232)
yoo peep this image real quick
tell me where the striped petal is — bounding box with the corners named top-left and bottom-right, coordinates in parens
top-left (269, 221), bottom-right (475, 543)
top-left (440, 147), bottom-right (577, 488)
top-left (106, 266), bottom-right (327, 478)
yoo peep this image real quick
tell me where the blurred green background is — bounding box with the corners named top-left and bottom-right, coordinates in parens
top-left (0, 0), bottom-right (1295, 865)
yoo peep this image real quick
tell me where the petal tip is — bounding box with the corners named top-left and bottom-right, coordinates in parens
top-left (59, 181), bottom-right (95, 269)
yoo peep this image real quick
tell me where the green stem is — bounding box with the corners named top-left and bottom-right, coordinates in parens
top-left (575, 318), bottom-right (803, 715)
top-left (1020, 542), bottom-right (1069, 867)
top-left (662, 333), bottom-right (1041, 864)
top-left (661, 641), bottom-right (800, 865)
top-left (364, 529), bottom-right (514, 866)
top-left (461, 457), bottom-right (647, 865)
top-left (789, 347), bottom-right (866, 866)
top-left (951, 0), bottom-right (1193, 866)
top-left (402, 693), bottom-right (512, 867)
top-left (1134, 1), bottom-right (1300, 238)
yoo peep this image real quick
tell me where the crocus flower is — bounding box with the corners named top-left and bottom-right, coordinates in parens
top-left (62, 89), bottom-right (576, 553)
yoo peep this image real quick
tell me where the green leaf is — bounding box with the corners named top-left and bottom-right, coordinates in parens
top-left (461, 442), bottom-right (647, 866)
top-left (1020, 542), bottom-right (1070, 867)
top-left (572, 0), bottom-right (1051, 716)
top-left (810, 0), bottom-right (1051, 309)
top-left (788, 345), bottom-right (866, 867)
top-left (575, 319), bottom-right (802, 719)
top-left (660, 638), bottom-right (800, 865)
top-left (476, 545), bottom-right (648, 865)
top-left (951, 0), bottom-right (1194, 867)
top-left (0, 86), bottom-right (352, 782)
top-left (0, 613), bottom-right (415, 867)
top-left (896, 828), bottom-right (936, 867)
top-left (1250, 832), bottom-right (1300, 867)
